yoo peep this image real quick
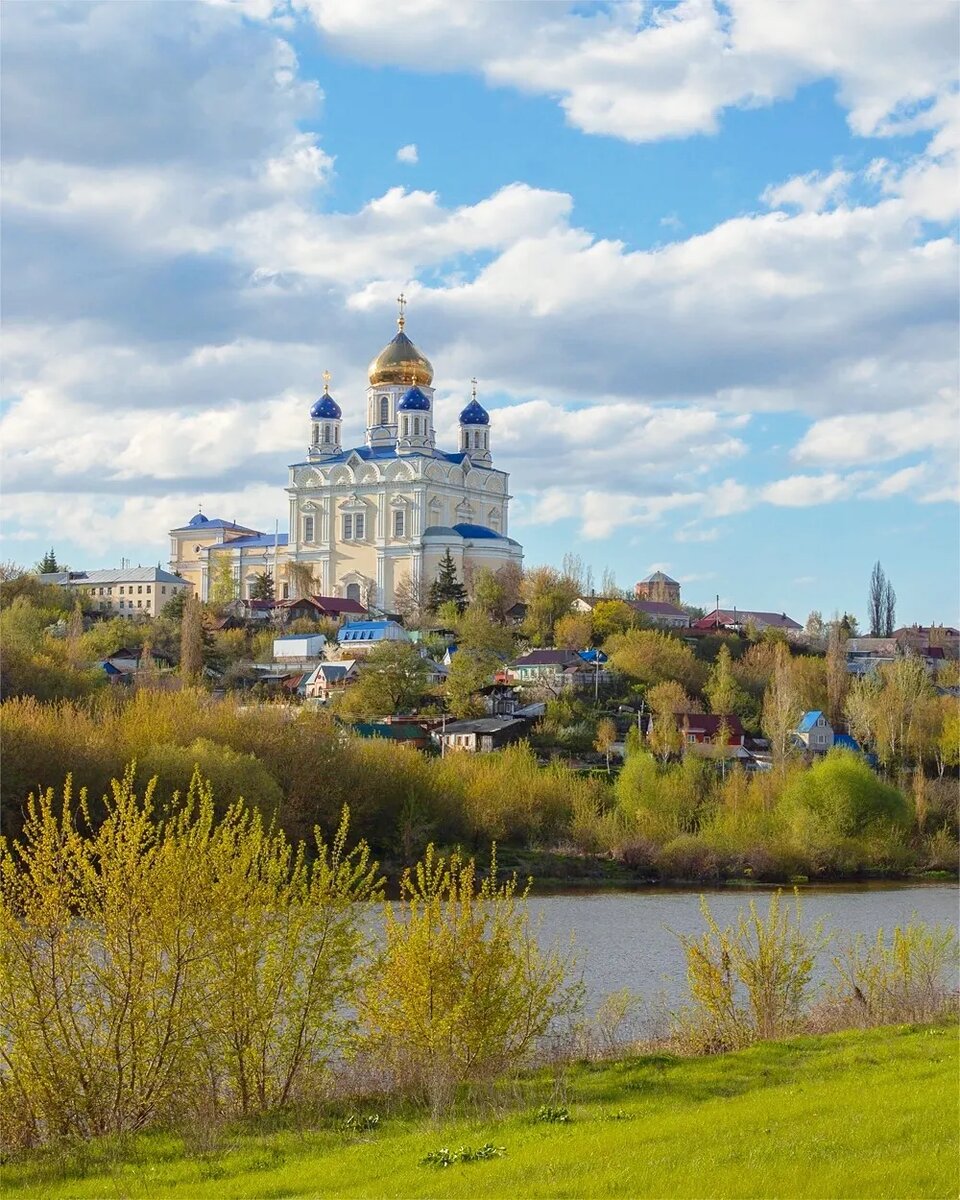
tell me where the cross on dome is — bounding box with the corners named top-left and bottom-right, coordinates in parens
top-left (396, 292), bottom-right (406, 329)
top-left (322, 369), bottom-right (332, 393)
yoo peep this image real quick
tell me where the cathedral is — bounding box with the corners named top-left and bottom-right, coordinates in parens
top-left (169, 301), bottom-right (523, 609)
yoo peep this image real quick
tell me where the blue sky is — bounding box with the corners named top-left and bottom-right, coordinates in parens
top-left (1, 0), bottom-right (958, 624)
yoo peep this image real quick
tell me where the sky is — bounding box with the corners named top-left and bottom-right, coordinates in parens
top-left (1, 0), bottom-right (958, 625)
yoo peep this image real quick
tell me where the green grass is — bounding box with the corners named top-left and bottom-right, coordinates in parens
top-left (4, 1023), bottom-right (958, 1199)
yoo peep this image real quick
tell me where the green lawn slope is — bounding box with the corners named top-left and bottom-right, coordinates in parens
top-left (4, 1023), bottom-right (957, 1200)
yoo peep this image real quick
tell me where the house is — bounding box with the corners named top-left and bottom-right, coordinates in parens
top-left (629, 599), bottom-right (690, 628)
top-left (277, 595), bottom-right (368, 624)
top-left (634, 571), bottom-right (681, 605)
top-left (674, 713), bottom-right (746, 747)
top-left (893, 625), bottom-right (960, 658)
top-left (337, 620), bottom-right (409, 655)
top-left (476, 683), bottom-right (523, 716)
top-left (348, 720), bottom-right (434, 750)
top-left (795, 710), bottom-right (835, 752)
top-left (435, 716), bottom-right (529, 754)
top-left (505, 601), bottom-right (528, 625)
top-left (508, 649), bottom-right (581, 686)
top-left (37, 566), bottom-right (192, 618)
top-left (302, 660), bottom-right (360, 700)
top-left (273, 633), bottom-right (326, 659)
top-left (692, 609), bottom-right (802, 636)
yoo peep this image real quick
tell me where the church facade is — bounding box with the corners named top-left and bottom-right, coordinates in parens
top-left (169, 304), bottom-right (523, 609)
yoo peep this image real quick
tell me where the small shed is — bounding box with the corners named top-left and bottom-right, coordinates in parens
top-left (273, 634), bottom-right (326, 659)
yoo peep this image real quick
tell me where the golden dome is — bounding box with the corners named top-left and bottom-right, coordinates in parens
top-left (368, 311), bottom-right (434, 387)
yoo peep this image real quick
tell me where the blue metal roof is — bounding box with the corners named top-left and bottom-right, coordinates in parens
top-left (798, 710), bottom-right (827, 732)
top-left (398, 385), bottom-right (431, 411)
top-left (173, 516), bottom-right (257, 532)
top-left (578, 649), bottom-right (608, 664)
top-left (459, 398), bottom-right (489, 426)
top-left (833, 732), bottom-right (861, 751)
top-left (451, 522), bottom-right (499, 539)
top-left (310, 392), bottom-right (342, 419)
top-left (209, 534), bottom-right (289, 550)
top-left (289, 446), bottom-right (476, 468)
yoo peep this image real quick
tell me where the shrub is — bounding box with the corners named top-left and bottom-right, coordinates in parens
top-left (672, 891), bottom-right (825, 1054)
top-left (0, 768), bottom-right (379, 1149)
top-left (658, 835), bottom-right (719, 882)
top-left (781, 749), bottom-right (909, 838)
top-left (357, 845), bottom-right (582, 1114)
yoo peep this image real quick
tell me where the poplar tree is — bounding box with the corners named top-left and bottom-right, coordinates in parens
top-left (179, 593), bottom-right (204, 681)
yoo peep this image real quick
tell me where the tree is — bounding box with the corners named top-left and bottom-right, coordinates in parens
top-left (646, 679), bottom-right (696, 715)
top-left (286, 561), bottom-right (317, 601)
top-left (35, 549), bottom-right (61, 574)
top-left (428, 550), bottom-right (467, 613)
top-left (250, 571), bottom-right (275, 601)
top-left (825, 618), bottom-right (849, 726)
top-left (65, 600), bottom-right (85, 667)
top-left (704, 644), bottom-right (745, 717)
top-left (446, 649), bottom-right (497, 718)
top-left (179, 593), bottom-right (205, 681)
top-left (520, 565), bottom-right (579, 646)
top-left (590, 599), bottom-right (637, 641)
top-left (761, 643), bottom-right (800, 765)
top-left (469, 566), bottom-right (505, 618)
top-left (804, 610), bottom-right (825, 643)
top-left (839, 612), bottom-right (860, 637)
top-left (868, 561), bottom-right (896, 637)
top-left (554, 611), bottom-right (593, 651)
top-left (605, 629), bottom-right (706, 694)
top-left (210, 558), bottom-right (238, 606)
top-left (341, 642), bottom-right (429, 717)
top-left (595, 717), bottom-right (617, 774)
top-left (455, 604), bottom-right (515, 660)
top-left (393, 569), bottom-right (428, 626)
top-left (160, 590), bottom-right (188, 624)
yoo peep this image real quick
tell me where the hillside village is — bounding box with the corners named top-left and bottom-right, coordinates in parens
top-left (10, 547), bottom-right (959, 778)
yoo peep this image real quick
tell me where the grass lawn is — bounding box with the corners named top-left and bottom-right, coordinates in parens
top-left (4, 1023), bottom-right (957, 1199)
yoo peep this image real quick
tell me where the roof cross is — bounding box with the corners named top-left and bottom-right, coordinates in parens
top-left (396, 292), bottom-right (406, 328)
top-left (322, 369), bottom-right (331, 393)
top-left (470, 376), bottom-right (478, 402)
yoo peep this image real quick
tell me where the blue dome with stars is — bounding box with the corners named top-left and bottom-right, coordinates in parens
top-left (310, 391), bottom-right (342, 420)
top-left (459, 398), bottom-right (489, 426)
top-left (398, 384), bottom-right (431, 411)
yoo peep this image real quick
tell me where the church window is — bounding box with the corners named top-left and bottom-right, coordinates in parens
top-left (146, 586), bottom-right (151, 594)
top-left (312, 424), bottom-right (319, 445)
top-left (345, 583), bottom-right (361, 602)
top-left (403, 417), bottom-right (408, 437)
top-left (282, 583), bottom-right (289, 599)
top-left (379, 395), bottom-right (389, 425)
top-left (393, 509), bottom-right (404, 538)
top-left (342, 514), bottom-right (353, 540)
top-left (354, 513), bottom-right (365, 540)
top-left (303, 515), bottom-right (315, 543)
top-left (414, 417), bottom-right (420, 436)
top-left (475, 431), bottom-right (482, 449)
top-left (161, 586), bottom-right (166, 595)
top-left (323, 425), bottom-right (331, 444)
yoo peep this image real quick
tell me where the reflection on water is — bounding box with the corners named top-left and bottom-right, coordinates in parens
top-left (525, 883), bottom-right (959, 1018)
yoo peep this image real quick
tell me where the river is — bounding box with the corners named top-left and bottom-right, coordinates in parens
top-left (525, 882), bottom-right (959, 1025)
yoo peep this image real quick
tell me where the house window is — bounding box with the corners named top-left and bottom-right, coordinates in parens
top-left (379, 395), bottom-right (389, 425)
top-left (342, 514), bottom-right (352, 540)
top-left (303, 515), bottom-right (315, 543)
top-left (137, 600), bottom-right (142, 608)
top-left (146, 586), bottom-right (151, 594)
top-left (138, 585), bottom-right (142, 594)
top-left (687, 733), bottom-right (697, 744)
top-left (394, 509), bottom-right (404, 537)
top-left (119, 586), bottom-right (124, 595)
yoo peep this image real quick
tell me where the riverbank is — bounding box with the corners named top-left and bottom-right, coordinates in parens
top-left (5, 1022), bottom-right (956, 1199)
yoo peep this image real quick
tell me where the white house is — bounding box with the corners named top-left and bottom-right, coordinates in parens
top-left (273, 634), bottom-right (326, 659)
top-left (337, 619), bottom-right (410, 655)
top-left (795, 710), bottom-right (835, 752)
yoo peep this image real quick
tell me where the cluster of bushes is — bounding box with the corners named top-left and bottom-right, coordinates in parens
top-left (2, 768), bottom-right (955, 1152)
top-left (0, 774), bottom-right (576, 1147)
top-left (2, 691), bottom-right (956, 879)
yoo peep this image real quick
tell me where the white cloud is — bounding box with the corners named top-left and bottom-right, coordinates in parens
top-left (793, 396), bottom-right (959, 466)
top-left (294, 0), bottom-right (958, 145)
top-left (396, 143), bottom-right (419, 164)
top-left (763, 169), bottom-right (851, 213)
top-left (761, 473), bottom-right (863, 507)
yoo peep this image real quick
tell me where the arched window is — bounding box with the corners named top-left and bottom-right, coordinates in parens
top-left (475, 430), bottom-right (482, 448)
top-left (414, 417), bottom-right (420, 436)
top-left (403, 417), bottom-right (409, 437)
top-left (345, 583), bottom-right (361, 602)
top-left (312, 424), bottom-right (319, 445)
top-left (379, 395), bottom-right (389, 425)
top-left (323, 425), bottom-right (331, 444)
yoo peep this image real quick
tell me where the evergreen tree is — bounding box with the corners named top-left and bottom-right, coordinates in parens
top-left (36, 549), bottom-right (61, 574)
top-left (428, 550), bottom-right (467, 613)
top-left (250, 571), bottom-right (275, 601)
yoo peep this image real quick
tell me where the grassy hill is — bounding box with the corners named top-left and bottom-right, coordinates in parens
top-left (4, 1022), bottom-right (957, 1199)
